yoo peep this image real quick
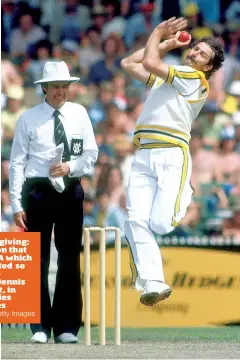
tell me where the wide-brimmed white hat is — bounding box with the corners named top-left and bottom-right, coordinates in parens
top-left (34, 61), bottom-right (80, 84)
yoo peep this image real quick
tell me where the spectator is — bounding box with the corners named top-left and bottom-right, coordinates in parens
top-left (81, 174), bottom-right (95, 194)
top-left (50, 0), bottom-right (91, 44)
top-left (9, 13), bottom-right (46, 63)
top-left (191, 0), bottom-right (220, 25)
top-left (182, 2), bottom-right (213, 41)
top-left (223, 81), bottom-right (240, 115)
top-left (112, 71), bottom-right (128, 110)
top-left (83, 192), bottom-right (97, 227)
top-left (106, 165), bottom-right (125, 206)
top-left (97, 145), bottom-right (115, 166)
top-left (1, 0), bottom-right (19, 53)
top-left (35, 0), bottom-right (56, 34)
top-left (125, 86), bottom-right (145, 114)
top-left (172, 199), bottom-right (201, 237)
top-left (61, 0), bottom-right (90, 42)
top-left (95, 101), bottom-right (128, 145)
top-left (25, 38), bottom-right (53, 95)
top-left (91, 4), bottom-right (108, 32)
top-left (204, 183), bottom-right (229, 217)
top-left (93, 188), bottom-right (126, 243)
top-left (223, 204), bottom-right (240, 241)
top-left (60, 39), bottom-right (80, 73)
top-left (208, 61), bottom-right (225, 108)
top-left (79, 26), bottom-right (103, 77)
top-left (124, 2), bottom-right (158, 48)
top-left (2, 85), bottom-right (26, 159)
top-left (228, 171), bottom-right (240, 207)
top-left (233, 112), bottom-right (240, 154)
top-left (88, 34), bottom-right (122, 87)
top-left (105, 193), bottom-right (128, 243)
top-left (225, 1), bottom-right (240, 30)
top-left (1, 182), bottom-right (14, 229)
top-left (93, 189), bottom-right (111, 241)
top-left (210, 80), bottom-right (240, 144)
top-left (101, 0), bottom-right (126, 40)
top-left (220, 31), bottom-right (240, 91)
top-left (113, 134), bottom-right (134, 188)
top-left (161, 0), bottom-right (181, 21)
top-left (196, 101), bottom-right (229, 148)
top-left (1, 158), bottom-right (10, 185)
top-left (1, 52), bottom-right (23, 91)
top-left (217, 126), bottom-right (240, 187)
top-left (1, 93), bottom-right (7, 111)
top-left (163, 47), bottom-right (182, 66)
top-left (190, 131), bottom-right (222, 194)
top-left (120, 0), bottom-right (154, 18)
top-left (88, 82), bottom-right (115, 127)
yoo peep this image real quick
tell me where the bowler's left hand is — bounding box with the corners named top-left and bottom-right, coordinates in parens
top-left (49, 163), bottom-right (70, 177)
top-left (156, 17), bottom-right (188, 39)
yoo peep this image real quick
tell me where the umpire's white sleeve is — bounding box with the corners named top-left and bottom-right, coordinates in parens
top-left (67, 108), bottom-right (98, 177)
top-left (9, 115), bottom-right (29, 214)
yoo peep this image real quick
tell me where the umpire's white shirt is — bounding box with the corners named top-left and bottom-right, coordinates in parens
top-left (9, 100), bottom-right (99, 214)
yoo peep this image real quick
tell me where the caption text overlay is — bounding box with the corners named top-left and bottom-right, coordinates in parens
top-left (0, 232), bottom-right (40, 323)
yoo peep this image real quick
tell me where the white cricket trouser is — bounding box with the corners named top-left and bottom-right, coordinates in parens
top-left (124, 146), bottom-right (193, 290)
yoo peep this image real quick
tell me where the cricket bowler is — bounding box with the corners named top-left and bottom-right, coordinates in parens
top-left (121, 17), bottom-right (225, 306)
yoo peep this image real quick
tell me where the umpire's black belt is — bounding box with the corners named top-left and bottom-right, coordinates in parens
top-left (25, 177), bottom-right (81, 188)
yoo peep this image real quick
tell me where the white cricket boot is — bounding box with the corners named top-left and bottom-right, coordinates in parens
top-left (31, 331), bottom-right (48, 343)
top-left (140, 280), bottom-right (172, 306)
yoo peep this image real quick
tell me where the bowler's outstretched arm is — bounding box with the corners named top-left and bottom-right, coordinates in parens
top-left (143, 19), bottom-right (190, 80)
top-left (121, 17), bottom-right (189, 84)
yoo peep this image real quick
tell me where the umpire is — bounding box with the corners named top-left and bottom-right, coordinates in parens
top-left (9, 61), bottom-right (98, 344)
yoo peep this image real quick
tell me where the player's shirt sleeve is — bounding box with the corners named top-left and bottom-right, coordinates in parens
top-left (146, 73), bottom-right (164, 90)
top-left (166, 65), bottom-right (203, 97)
top-left (146, 73), bottom-right (157, 87)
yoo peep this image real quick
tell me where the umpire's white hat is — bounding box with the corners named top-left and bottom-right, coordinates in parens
top-left (34, 61), bottom-right (80, 84)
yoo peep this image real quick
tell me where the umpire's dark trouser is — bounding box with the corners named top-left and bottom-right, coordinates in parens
top-left (22, 177), bottom-right (84, 338)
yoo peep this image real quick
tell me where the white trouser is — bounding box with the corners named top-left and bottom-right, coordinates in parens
top-left (124, 146), bottom-right (193, 290)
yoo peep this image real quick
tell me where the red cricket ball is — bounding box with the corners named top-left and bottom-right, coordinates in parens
top-left (178, 31), bottom-right (190, 42)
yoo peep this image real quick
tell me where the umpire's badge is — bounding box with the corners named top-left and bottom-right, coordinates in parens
top-left (71, 139), bottom-right (83, 156)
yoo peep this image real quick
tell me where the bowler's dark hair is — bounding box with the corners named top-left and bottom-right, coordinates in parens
top-left (190, 36), bottom-right (225, 79)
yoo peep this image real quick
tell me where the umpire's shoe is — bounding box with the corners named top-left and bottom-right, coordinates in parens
top-left (54, 333), bottom-right (78, 344)
top-left (140, 280), bottom-right (172, 306)
top-left (31, 332), bottom-right (48, 343)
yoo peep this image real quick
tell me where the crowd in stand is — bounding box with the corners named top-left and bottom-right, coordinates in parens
top-left (1, 0), bottom-right (240, 242)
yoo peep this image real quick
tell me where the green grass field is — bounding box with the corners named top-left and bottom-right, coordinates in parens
top-left (2, 326), bottom-right (240, 359)
top-left (2, 326), bottom-right (240, 342)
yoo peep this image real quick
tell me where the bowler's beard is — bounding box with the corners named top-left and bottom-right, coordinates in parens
top-left (185, 56), bottom-right (196, 65)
